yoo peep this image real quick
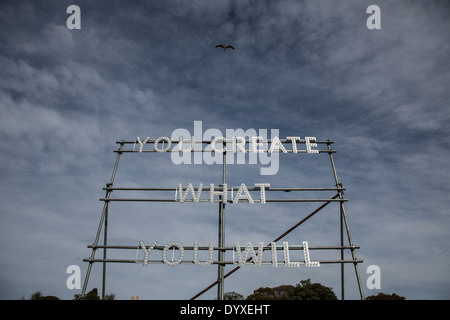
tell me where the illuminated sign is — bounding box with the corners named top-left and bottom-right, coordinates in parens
top-left (81, 122), bottom-right (364, 300)
top-left (135, 136), bottom-right (320, 154)
top-left (136, 241), bottom-right (320, 268)
top-left (177, 183), bottom-right (270, 204)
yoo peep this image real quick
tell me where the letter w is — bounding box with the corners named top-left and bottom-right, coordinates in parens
top-left (235, 242), bottom-right (264, 267)
top-left (178, 183), bottom-right (203, 203)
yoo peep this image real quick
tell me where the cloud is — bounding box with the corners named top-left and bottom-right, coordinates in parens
top-left (0, 0), bottom-right (449, 300)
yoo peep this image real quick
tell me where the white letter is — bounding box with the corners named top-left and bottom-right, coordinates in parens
top-left (303, 241), bottom-right (320, 267)
top-left (271, 242), bottom-right (278, 267)
top-left (162, 242), bottom-right (184, 267)
top-left (137, 136), bottom-right (150, 153)
top-left (178, 183), bottom-right (203, 203)
top-left (251, 136), bottom-right (264, 153)
top-left (268, 136), bottom-right (287, 153)
top-left (283, 242), bottom-right (300, 267)
top-left (234, 242), bottom-right (264, 267)
top-left (139, 241), bottom-right (158, 266)
top-left (66, 5), bottom-right (81, 30)
top-left (233, 183), bottom-right (254, 204)
top-left (226, 128), bottom-right (257, 164)
top-left (66, 265), bottom-right (81, 289)
top-left (178, 136), bottom-right (194, 152)
top-left (254, 183), bottom-right (270, 204)
top-left (210, 184), bottom-right (227, 203)
top-left (203, 128), bottom-right (224, 165)
top-left (225, 305), bottom-right (232, 314)
top-left (366, 265), bottom-right (381, 289)
top-left (233, 136), bottom-right (247, 153)
top-left (154, 136), bottom-right (172, 153)
top-left (366, 5), bottom-right (381, 30)
top-left (171, 128), bottom-right (193, 164)
top-left (305, 137), bottom-right (319, 153)
top-left (286, 136), bottom-right (300, 153)
top-left (211, 136), bottom-right (225, 153)
top-left (193, 242), bottom-right (214, 266)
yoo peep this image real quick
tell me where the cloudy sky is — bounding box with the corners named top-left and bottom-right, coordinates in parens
top-left (0, 0), bottom-right (449, 300)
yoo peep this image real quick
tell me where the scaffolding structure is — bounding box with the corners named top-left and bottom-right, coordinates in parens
top-left (81, 138), bottom-right (364, 300)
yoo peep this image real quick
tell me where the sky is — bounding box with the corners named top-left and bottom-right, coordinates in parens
top-left (0, 0), bottom-right (449, 300)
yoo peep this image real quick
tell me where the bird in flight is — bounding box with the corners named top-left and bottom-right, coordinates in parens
top-left (215, 44), bottom-right (235, 51)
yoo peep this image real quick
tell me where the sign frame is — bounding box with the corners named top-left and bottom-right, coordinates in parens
top-left (81, 137), bottom-right (364, 300)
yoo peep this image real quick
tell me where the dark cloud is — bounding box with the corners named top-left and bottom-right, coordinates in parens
top-left (0, 0), bottom-right (449, 300)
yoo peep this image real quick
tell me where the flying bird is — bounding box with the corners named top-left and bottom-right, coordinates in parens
top-left (215, 44), bottom-right (235, 51)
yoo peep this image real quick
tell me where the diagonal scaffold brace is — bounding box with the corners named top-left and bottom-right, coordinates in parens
top-left (190, 193), bottom-right (342, 300)
top-left (80, 140), bottom-right (125, 299)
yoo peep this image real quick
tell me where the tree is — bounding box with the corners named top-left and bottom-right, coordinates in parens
top-left (104, 293), bottom-right (116, 300)
top-left (38, 295), bottom-right (60, 300)
top-left (73, 289), bottom-right (115, 300)
top-left (291, 279), bottom-right (338, 300)
top-left (30, 291), bottom-right (44, 300)
top-left (365, 293), bottom-right (405, 300)
top-left (29, 291), bottom-right (60, 300)
top-left (246, 279), bottom-right (337, 300)
top-left (246, 287), bottom-right (277, 300)
top-left (223, 291), bottom-right (245, 300)
top-left (83, 288), bottom-right (100, 300)
top-left (273, 285), bottom-right (296, 299)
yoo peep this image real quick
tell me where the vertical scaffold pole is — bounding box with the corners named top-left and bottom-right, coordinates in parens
top-left (102, 197), bottom-right (108, 300)
top-left (340, 197), bottom-right (345, 300)
top-left (217, 141), bottom-right (226, 300)
top-left (327, 141), bottom-right (365, 300)
top-left (81, 140), bottom-right (125, 299)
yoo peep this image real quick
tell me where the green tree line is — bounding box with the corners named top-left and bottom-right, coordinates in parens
top-left (22, 279), bottom-right (404, 300)
top-left (224, 279), bottom-right (405, 300)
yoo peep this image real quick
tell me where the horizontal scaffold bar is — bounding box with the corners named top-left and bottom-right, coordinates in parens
top-left (116, 139), bottom-right (335, 145)
top-left (99, 198), bottom-right (348, 203)
top-left (113, 137), bottom-right (336, 154)
top-left (88, 245), bottom-right (360, 250)
top-left (114, 149), bottom-right (336, 153)
top-left (103, 187), bottom-right (346, 192)
top-left (83, 259), bottom-right (363, 265)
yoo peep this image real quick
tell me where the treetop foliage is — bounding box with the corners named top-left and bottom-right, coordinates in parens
top-left (225, 279), bottom-right (338, 300)
top-left (224, 279), bottom-right (405, 300)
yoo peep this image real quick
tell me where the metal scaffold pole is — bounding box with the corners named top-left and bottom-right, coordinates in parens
top-left (81, 140), bottom-right (124, 299)
top-left (327, 141), bottom-right (365, 300)
top-left (217, 141), bottom-right (226, 300)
